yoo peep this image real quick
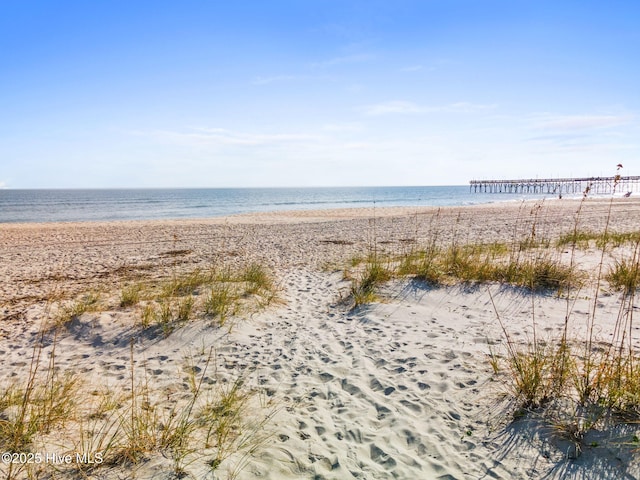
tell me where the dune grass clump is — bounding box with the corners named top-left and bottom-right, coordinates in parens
top-left (119, 283), bottom-right (142, 307)
top-left (45, 263), bottom-right (278, 337)
top-left (501, 345), bottom-right (562, 410)
top-left (606, 257), bottom-right (640, 294)
top-left (0, 373), bottom-right (78, 453)
top-left (440, 245), bottom-right (488, 282)
top-left (51, 263), bottom-right (279, 335)
top-left (493, 256), bottom-right (578, 292)
top-left (110, 347), bottom-right (208, 469)
top-left (0, 332), bottom-right (78, 467)
top-left (488, 287), bottom-right (574, 412)
top-left (491, 285), bottom-right (640, 456)
top-left (55, 292), bottom-right (101, 326)
top-left (557, 229), bottom-right (640, 250)
top-left (556, 230), bottom-right (598, 249)
top-left (496, 339), bottom-right (574, 413)
top-left (349, 239), bottom-right (579, 304)
top-left (118, 264), bottom-right (279, 333)
top-left (518, 237), bottom-right (552, 251)
top-left (161, 268), bottom-right (213, 298)
top-left (495, 337), bottom-right (640, 443)
top-left (203, 284), bottom-right (236, 325)
top-left (101, 347), bottom-right (274, 477)
top-left (398, 249), bottom-right (442, 284)
top-left (241, 263), bottom-right (274, 295)
top-left (351, 255), bottom-right (393, 306)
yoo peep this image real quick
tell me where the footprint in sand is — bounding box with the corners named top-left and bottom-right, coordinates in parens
top-left (375, 403), bottom-right (392, 420)
top-left (319, 372), bottom-right (334, 382)
top-left (370, 378), bottom-right (384, 392)
top-left (400, 399), bottom-right (422, 413)
top-left (341, 379), bottom-right (363, 397)
top-left (370, 444), bottom-right (397, 469)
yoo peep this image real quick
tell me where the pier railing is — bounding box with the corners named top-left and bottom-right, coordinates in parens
top-left (469, 176), bottom-right (640, 195)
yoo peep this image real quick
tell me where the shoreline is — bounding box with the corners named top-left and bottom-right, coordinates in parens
top-left (2, 187), bottom-right (630, 225)
top-left (1, 195), bottom-right (638, 227)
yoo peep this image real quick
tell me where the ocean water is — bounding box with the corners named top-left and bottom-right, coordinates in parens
top-left (0, 186), bottom-right (539, 223)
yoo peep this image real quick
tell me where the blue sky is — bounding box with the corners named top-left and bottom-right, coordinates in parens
top-left (1, 0), bottom-right (638, 188)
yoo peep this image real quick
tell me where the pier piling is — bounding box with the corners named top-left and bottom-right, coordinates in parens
top-left (469, 176), bottom-right (640, 195)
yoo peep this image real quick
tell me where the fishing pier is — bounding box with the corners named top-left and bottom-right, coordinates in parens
top-left (469, 176), bottom-right (640, 196)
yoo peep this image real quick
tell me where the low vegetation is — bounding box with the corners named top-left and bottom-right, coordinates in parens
top-left (606, 256), bottom-right (640, 294)
top-left (348, 239), bottom-right (581, 306)
top-left (489, 176), bottom-right (640, 458)
top-left (0, 260), bottom-right (279, 479)
top-left (115, 263), bottom-right (278, 334)
top-left (0, 338), bottom-right (276, 479)
top-left (55, 292), bottom-right (101, 326)
top-left (346, 175), bottom-right (640, 460)
top-left (556, 229), bottom-right (640, 250)
top-left (52, 263), bottom-right (277, 335)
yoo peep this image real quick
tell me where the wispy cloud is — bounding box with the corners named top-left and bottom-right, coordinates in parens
top-left (322, 122), bottom-right (364, 132)
top-left (533, 114), bottom-right (633, 131)
top-left (361, 100), bottom-right (497, 116)
top-left (447, 102), bottom-right (498, 113)
top-left (362, 101), bottom-right (424, 116)
top-left (310, 53), bottom-right (374, 68)
top-left (524, 112), bottom-right (636, 153)
top-left (140, 127), bottom-right (323, 146)
top-left (0, 180), bottom-right (7, 189)
top-left (252, 74), bottom-right (304, 85)
top-left (400, 65), bottom-right (424, 72)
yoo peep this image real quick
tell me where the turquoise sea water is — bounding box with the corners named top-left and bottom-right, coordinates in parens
top-left (0, 186), bottom-right (542, 223)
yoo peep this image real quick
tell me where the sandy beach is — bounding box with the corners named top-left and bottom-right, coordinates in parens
top-left (2, 198), bottom-right (640, 479)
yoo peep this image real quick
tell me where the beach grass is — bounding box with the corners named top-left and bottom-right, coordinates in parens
top-left (489, 185), bottom-right (640, 456)
top-left (343, 189), bottom-right (640, 458)
top-left (0, 257), bottom-right (279, 479)
top-left (606, 255), bottom-right (640, 294)
top-left (55, 292), bottom-right (101, 327)
top-left (556, 229), bottom-right (640, 250)
top-left (108, 264), bottom-right (279, 333)
top-left (349, 240), bottom-right (580, 297)
top-left (0, 335), bottom-right (274, 479)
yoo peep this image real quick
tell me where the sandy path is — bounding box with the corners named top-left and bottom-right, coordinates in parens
top-left (212, 267), bottom-right (639, 480)
top-left (221, 270), bottom-right (531, 479)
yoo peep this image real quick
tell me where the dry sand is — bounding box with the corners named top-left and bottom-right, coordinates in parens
top-left (2, 198), bottom-right (640, 479)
